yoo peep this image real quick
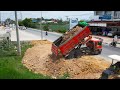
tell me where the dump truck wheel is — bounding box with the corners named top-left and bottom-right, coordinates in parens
top-left (93, 50), bottom-right (101, 55)
top-left (74, 48), bottom-right (82, 58)
top-left (65, 49), bottom-right (75, 59)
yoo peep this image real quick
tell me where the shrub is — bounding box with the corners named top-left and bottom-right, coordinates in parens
top-left (0, 39), bottom-right (16, 56)
top-left (43, 25), bottom-right (49, 31)
top-left (29, 23), bottom-right (37, 28)
top-left (57, 29), bottom-right (66, 33)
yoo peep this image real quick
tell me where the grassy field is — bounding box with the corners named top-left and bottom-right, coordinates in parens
top-left (49, 24), bottom-right (69, 31)
top-left (0, 42), bottom-right (51, 79)
top-left (36, 24), bottom-right (69, 33)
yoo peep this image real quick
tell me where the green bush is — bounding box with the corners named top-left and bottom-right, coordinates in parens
top-left (43, 25), bottom-right (49, 31)
top-left (57, 29), bottom-right (66, 33)
top-left (0, 39), bottom-right (17, 57)
top-left (19, 18), bottom-right (37, 28)
top-left (29, 23), bottom-right (37, 28)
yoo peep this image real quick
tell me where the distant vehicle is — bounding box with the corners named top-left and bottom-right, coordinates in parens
top-left (107, 26), bottom-right (120, 37)
top-left (19, 26), bottom-right (27, 30)
top-left (107, 32), bottom-right (113, 37)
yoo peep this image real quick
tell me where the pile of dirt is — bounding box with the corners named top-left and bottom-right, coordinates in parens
top-left (22, 40), bottom-right (111, 79)
top-left (61, 26), bottom-right (83, 43)
top-left (30, 40), bottom-right (52, 46)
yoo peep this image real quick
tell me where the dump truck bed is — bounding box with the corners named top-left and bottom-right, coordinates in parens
top-left (51, 26), bottom-right (91, 56)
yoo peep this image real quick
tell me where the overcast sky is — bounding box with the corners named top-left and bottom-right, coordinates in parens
top-left (0, 11), bottom-right (94, 21)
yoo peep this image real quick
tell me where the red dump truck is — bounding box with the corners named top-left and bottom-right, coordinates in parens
top-left (51, 25), bottom-right (102, 59)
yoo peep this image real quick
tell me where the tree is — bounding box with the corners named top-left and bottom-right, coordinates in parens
top-left (41, 17), bottom-right (44, 20)
top-left (22, 18), bottom-right (32, 27)
top-left (18, 21), bottom-right (24, 26)
top-left (5, 18), bottom-right (15, 25)
top-left (36, 18), bottom-right (41, 22)
top-left (58, 18), bottom-right (63, 24)
top-left (18, 18), bottom-right (37, 28)
top-left (10, 20), bottom-right (15, 24)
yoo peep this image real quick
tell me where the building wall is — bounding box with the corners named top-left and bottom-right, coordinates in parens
top-left (95, 11), bottom-right (105, 15)
top-left (114, 11), bottom-right (120, 19)
top-left (94, 11), bottom-right (120, 19)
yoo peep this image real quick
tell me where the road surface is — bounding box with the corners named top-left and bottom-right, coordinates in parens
top-left (12, 28), bottom-right (120, 62)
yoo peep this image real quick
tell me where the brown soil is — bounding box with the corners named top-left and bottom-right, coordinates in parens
top-left (22, 40), bottom-right (111, 79)
top-left (61, 26), bottom-right (83, 44)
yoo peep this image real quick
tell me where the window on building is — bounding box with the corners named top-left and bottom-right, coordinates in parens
top-left (96, 11), bottom-right (104, 15)
top-left (114, 11), bottom-right (120, 19)
top-left (105, 11), bottom-right (112, 15)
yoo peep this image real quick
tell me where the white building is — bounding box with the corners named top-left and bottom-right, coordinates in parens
top-left (91, 11), bottom-right (120, 21)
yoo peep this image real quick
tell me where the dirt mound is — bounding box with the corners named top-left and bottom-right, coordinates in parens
top-left (22, 40), bottom-right (110, 79)
top-left (30, 40), bottom-right (52, 46)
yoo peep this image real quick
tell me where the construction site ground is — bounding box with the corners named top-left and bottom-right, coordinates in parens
top-left (22, 40), bottom-right (111, 79)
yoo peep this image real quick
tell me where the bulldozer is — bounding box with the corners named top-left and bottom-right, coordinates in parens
top-left (100, 58), bottom-right (120, 79)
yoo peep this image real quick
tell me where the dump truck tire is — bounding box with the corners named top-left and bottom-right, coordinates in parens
top-left (65, 49), bottom-right (75, 59)
top-left (74, 47), bottom-right (82, 58)
top-left (93, 50), bottom-right (102, 55)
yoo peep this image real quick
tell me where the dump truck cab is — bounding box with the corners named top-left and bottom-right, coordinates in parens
top-left (86, 38), bottom-right (102, 55)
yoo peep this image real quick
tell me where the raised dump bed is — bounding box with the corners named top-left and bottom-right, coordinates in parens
top-left (51, 25), bottom-right (91, 57)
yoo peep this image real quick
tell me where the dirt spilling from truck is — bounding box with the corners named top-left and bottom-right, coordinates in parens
top-left (61, 26), bottom-right (83, 44)
top-left (22, 40), bottom-right (111, 79)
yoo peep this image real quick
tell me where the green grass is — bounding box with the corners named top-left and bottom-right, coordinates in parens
top-left (36, 24), bottom-right (69, 33)
top-left (58, 72), bottom-right (70, 79)
top-left (49, 24), bottom-right (69, 31)
top-left (0, 42), bottom-right (51, 79)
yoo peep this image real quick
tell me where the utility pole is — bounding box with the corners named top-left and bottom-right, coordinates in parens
top-left (40, 11), bottom-right (43, 40)
top-left (0, 11), bottom-right (1, 24)
top-left (65, 16), bottom-right (68, 21)
top-left (66, 16), bottom-right (70, 30)
top-left (20, 11), bottom-right (22, 21)
top-left (15, 11), bottom-right (21, 56)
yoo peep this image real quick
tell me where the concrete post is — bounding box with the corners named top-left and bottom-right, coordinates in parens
top-left (15, 11), bottom-right (21, 56)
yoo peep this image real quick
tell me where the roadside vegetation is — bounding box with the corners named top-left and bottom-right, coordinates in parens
top-left (0, 40), bottom-right (51, 79)
top-left (0, 40), bottom-right (70, 79)
top-left (18, 18), bottom-right (69, 33)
